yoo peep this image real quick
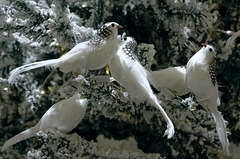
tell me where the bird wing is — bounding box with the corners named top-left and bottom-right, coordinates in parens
top-left (119, 54), bottom-right (153, 101)
top-left (149, 67), bottom-right (190, 96)
top-left (58, 41), bottom-right (90, 72)
top-left (186, 55), bottom-right (215, 101)
top-left (37, 93), bottom-right (87, 133)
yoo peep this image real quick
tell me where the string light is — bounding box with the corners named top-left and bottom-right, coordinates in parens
top-left (82, 2), bottom-right (88, 8)
top-left (3, 87), bottom-right (8, 91)
top-left (40, 90), bottom-right (45, 95)
top-left (106, 65), bottom-right (110, 75)
top-left (226, 30), bottom-right (232, 35)
top-left (58, 44), bottom-right (68, 57)
top-left (3, 87), bottom-right (11, 93)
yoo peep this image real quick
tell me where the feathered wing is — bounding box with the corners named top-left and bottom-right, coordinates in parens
top-left (211, 109), bottom-right (229, 155)
top-left (8, 59), bottom-right (59, 84)
top-left (58, 98), bottom-right (88, 133)
top-left (147, 70), bottom-right (177, 100)
top-left (39, 93), bottom-right (88, 133)
top-left (148, 67), bottom-right (190, 97)
top-left (125, 61), bottom-right (150, 100)
top-left (148, 68), bottom-right (172, 90)
top-left (1, 126), bottom-right (38, 151)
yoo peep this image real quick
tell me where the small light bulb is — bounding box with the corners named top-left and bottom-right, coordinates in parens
top-left (59, 44), bottom-right (65, 51)
top-left (40, 90), bottom-right (45, 95)
top-left (3, 87), bottom-right (8, 91)
top-left (106, 65), bottom-right (110, 75)
top-left (82, 2), bottom-right (88, 8)
top-left (3, 87), bottom-right (11, 93)
top-left (226, 30), bottom-right (232, 35)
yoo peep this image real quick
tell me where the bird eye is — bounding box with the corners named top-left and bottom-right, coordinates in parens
top-left (124, 37), bottom-right (127, 41)
top-left (209, 48), bottom-right (213, 52)
top-left (111, 23), bottom-right (115, 27)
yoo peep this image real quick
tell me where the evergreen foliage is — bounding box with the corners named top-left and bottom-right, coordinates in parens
top-left (0, 0), bottom-right (239, 158)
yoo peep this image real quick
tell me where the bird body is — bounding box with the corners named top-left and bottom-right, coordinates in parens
top-left (149, 66), bottom-right (190, 97)
top-left (109, 37), bottom-right (174, 138)
top-left (1, 92), bottom-right (88, 151)
top-left (58, 30), bottom-right (119, 72)
top-left (186, 44), bottom-right (229, 155)
top-left (8, 22), bottom-right (122, 83)
top-left (110, 53), bottom-right (148, 101)
top-left (186, 45), bottom-right (218, 106)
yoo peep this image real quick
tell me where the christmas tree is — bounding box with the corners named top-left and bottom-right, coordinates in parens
top-left (0, 0), bottom-right (239, 158)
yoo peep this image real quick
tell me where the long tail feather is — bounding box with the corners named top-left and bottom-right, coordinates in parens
top-left (149, 95), bottom-right (175, 139)
top-left (1, 127), bottom-right (37, 151)
top-left (212, 111), bottom-right (229, 155)
top-left (8, 59), bottom-right (59, 84)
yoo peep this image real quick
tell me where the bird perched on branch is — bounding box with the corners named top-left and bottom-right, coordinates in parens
top-left (1, 92), bottom-right (88, 151)
top-left (149, 66), bottom-right (190, 99)
top-left (185, 44), bottom-right (229, 155)
top-left (8, 22), bottom-right (122, 84)
top-left (109, 36), bottom-right (174, 139)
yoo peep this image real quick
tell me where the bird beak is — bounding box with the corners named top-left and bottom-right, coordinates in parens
top-left (202, 43), bottom-right (207, 47)
top-left (117, 25), bottom-right (123, 29)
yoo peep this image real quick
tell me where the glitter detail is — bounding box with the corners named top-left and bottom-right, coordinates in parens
top-left (122, 38), bottom-right (138, 60)
top-left (209, 59), bottom-right (217, 86)
top-left (88, 24), bottom-right (112, 45)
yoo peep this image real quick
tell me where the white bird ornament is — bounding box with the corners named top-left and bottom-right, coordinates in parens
top-left (8, 22), bottom-right (122, 84)
top-left (109, 36), bottom-right (175, 139)
top-left (186, 44), bottom-right (229, 155)
top-left (1, 92), bottom-right (88, 151)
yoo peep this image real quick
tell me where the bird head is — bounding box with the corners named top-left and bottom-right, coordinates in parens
top-left (105, 22), bottom-right (123, 30)
top-left (120, 36), bottom-right (138, 60)
top-left (202, 44), bottom-right (216, 58)
top-left (97, 22), bottom-right (122, 39)
top-left (122, 36), bottom-right (135, 43)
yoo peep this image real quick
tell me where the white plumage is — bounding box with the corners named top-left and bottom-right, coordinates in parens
top-left (1, 92), bottom-right (88, 151)
top-left (149, 66), bottom-right (190, 97)
top-left (109, 37), bottom-right (174, 139)
top-left (8, 22), bottom-right (122, 84)
top-left (186, 44), bottom-right (229, 155)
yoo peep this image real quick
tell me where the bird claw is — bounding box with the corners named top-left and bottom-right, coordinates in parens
top-left (163, 123), bottom-right (175, 139)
